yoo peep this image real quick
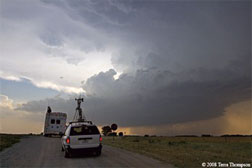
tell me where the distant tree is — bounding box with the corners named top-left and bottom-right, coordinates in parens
top-left (119, 132), bottom-right (123, 136)
top-left (102, 126), bottom-right (112, 136)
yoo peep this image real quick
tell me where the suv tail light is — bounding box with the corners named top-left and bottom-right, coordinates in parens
top-left (99, 135), bottom-right (102, 142)
top-left (66, 137), bottom-right (70, 144)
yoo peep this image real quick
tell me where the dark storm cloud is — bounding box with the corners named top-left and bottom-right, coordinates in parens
top-left (18, 0), bottom-right (251, 127)
top-left (41, 0), bottom-right (250, 73)
top-left (18, 54), bottom-right (251, 126)
top-left (81, 56), bottom-right (250, 126)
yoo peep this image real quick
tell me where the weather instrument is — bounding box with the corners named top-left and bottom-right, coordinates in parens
top-left (73, 97), bottom-right (86, 122)
top-left (111, 123), bottom-right (118, 141)
top-left (111, 123), bottom-right (118, 131)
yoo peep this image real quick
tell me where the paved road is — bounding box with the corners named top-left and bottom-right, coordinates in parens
top-left (0, 136), bottom-right (173, 168)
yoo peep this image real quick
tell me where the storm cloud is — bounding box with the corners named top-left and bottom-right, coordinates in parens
top-left (81, 56), bottom-right (250, 126)
top-left (18, 55), bottom-right (251, 127)
top-left (8, 1), bottom-right (251, 128)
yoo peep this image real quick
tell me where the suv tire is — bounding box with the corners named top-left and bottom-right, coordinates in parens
top-left (64, 150), bottom-right (71, 158)
top-left (96, 150), bottom-right (101, 156)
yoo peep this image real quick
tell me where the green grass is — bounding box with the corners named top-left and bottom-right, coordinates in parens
top-left (0, 134), bottom-right (25, 152)
top-left (103, 136), bottom-right (252, 168)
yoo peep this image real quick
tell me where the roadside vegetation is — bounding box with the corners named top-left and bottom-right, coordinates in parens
top-left (0, 134), bottom-right (26, 152)
top-left (103, 136), bottom-right (252, 168)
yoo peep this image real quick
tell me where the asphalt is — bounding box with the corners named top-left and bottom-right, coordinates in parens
top-left (0, 136), bottom-right (173, 168)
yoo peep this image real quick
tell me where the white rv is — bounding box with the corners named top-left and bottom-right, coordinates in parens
top-left (44, 106), bottom-right (67, 136)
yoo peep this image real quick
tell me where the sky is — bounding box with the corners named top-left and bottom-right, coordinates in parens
top-left (0, 0), bottom-right (251, 135)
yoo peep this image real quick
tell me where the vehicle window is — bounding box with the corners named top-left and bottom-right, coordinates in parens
top-left (64, 125), bottom-right (71, 136)
top-left (51, 119), bottom-right (55, 124)
top-left (56, 120), bottom-right (60, 124)
top-left (70, 126), bottom-right (99, 136)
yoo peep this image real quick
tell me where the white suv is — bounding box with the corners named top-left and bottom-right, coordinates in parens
top-left (61, 121), bottom-right (102, 158)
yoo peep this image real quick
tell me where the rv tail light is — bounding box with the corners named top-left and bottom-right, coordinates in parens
top-left (99, 135), bottom-right (102, 142)
top-left (66, 137), bottom-right (70, 144)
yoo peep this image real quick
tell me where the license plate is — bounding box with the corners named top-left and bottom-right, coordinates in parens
top-left (81, 139), bottom-right (89, 143)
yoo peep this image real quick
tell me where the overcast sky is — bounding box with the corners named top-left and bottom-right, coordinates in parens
top-left (0, 0), bottom-right (251, 135)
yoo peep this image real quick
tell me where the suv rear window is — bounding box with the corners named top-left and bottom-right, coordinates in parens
top-left (70, 125), bottom-right (99, 136)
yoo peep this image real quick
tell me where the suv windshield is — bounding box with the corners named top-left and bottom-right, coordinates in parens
top-left (70, 125), bottom-right (99, 136)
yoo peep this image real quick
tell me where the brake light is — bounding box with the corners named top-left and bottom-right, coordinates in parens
top-left (66, 137), bottom-right (70, 144)
top-left (99, 136), bottom-right (102, 142)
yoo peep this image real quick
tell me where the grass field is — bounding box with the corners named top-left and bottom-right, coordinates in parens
top-left (0, 134), bottom-right (25, 152)
top-left (103, 136), bottom-right (252, 168)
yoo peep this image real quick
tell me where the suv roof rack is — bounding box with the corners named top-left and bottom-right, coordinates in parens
top-left (69, 120), bottom-right (93, 125)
